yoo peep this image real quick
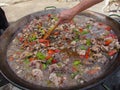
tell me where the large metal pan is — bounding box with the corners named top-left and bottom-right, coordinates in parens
top-left (0, 7), bottom-right (120, 90)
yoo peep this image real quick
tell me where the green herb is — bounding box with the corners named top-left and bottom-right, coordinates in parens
top-left (29, 35), bottom-right (37, 42)
top-left (46, 58), bottom-right (52, 64)
top-left (42, 64), bottom-right (47, 69)
top-left (36, 52), bottom-right (46, 60)
top-left (53, 17), bottom-right (58, 21)
top-left (24, 59), bottom-right (29, 64)
top-left (56, 73), bottom-right (62, 77)
top-left (80, 46), bottom-right (86, 50)
top-left (40, 29), bottom-right (45, 35)
top-left (57, 63), bottom-right (62, 67)
top-left (86, 24), bottom-right (92, 29)
top-left (81, 30), bottom-right (89, 35)
top-left (73, 60), bottom-right (81, 66)
top-left (71, 72), bottom-right (79, 79)
top-left (73, 29), bottom-right (80, 35)
top-left (75, 38), bottom-right (79, 42)
top-left (74, 35), bottom-right (79, 42)
top-left (86, 39), bottom-right (91, 46)
top-left (73, 29), bottom-right (80, 42)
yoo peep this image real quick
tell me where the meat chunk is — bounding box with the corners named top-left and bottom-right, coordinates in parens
top-left (49, 73), bottom-right (67, 87)
top-left (86, 66), bottom-right (101, 75)
top-left (93, 53), bottom-right (103, 58)
top-left (74, 75), bottom-right (85, 84)
top-left (48, 64), bottom-right (59, 72)
top-left (49, 73), bottom-right (61, 87)
top-left (115, 41), bottom-right (120, 49)
top-left (75, 74), bottom-right (81, 80)
top-left (101, 45), bottom-right (109, 52)
top-left (79, 40), bottom-right (86, 44)
top-left (20, 51), bottom-right (32, 59)
top-left (30, 60), bottom-right (41, 69)
top-left (98, 55), bottom-right (107, 64)
top-left (70, 41), bottom-right (77, 45)
top-left (77, 49), bottom-right (86, 56)
top-left (17, 33), bottom-right (23, 37)
top-left (91, 45), bottom-right (100, 53)
top-left (32, 69), bottom-right (43, 80)
top-left (91, 38), bottom-right (96, 44)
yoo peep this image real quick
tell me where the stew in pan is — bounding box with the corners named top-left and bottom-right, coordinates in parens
top-left (7, 14), bottom-right (120, 88)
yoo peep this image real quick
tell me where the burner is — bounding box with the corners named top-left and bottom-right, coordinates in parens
top-left (89, 69), bottom-right (120, 90)
top-left (0, 73), bottom-right (9, 87)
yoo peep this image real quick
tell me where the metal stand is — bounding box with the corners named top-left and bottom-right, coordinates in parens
top-left (0, 73), bottom-right (9, 87)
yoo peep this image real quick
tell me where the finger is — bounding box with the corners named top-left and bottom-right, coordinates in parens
top-left (59, 19), bottom-right (69, 24)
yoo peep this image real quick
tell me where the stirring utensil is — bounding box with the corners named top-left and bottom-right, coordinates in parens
top-left (43, 21), bottom-right (60, 40)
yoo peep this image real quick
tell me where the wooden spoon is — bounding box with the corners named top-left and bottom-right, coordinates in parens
top-left (43, 21), bottom-right (60, 40)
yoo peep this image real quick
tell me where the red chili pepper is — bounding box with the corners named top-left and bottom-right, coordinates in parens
top-left (54, 49), bottom-right (60, 53)
top-left (48, 49), bottom-right (55, 55)
top-left (39, 39), bottom-right (46, 43)
top-left (48, 49), bottom-right (60, 55)
top-left (48, 14), bottom-right (51, 17)
top-left (54, 31), bottom-right (59, 35)
top-left (29, 57), bottom-right (36, 62)
top-left (29, 41), bottom-right (36, 46)
top-left (23, 41), bottom-right (29, 46)
top-left (80, 55), bottom-right (85, 58)
top-left (52, 59), bottom-right (57, 64)
top-left (98, 22), bottom-right (104, 26)
top-left (39, 39), bottom-right (50, 46)
top-left (105, 26), bottom-right (111, 31)
top-left (85, 48), bottom-right (90, 59)
top-left (108, 49), bottom-right (117, 56)
top-left (46, 55), bottom-right (52, 60)
top-left (19, 37), bottom-right (23, 42)
top-left (104, 39), bottom-right (112, 46)
top-left (79, 28), bottom-right (83, 32)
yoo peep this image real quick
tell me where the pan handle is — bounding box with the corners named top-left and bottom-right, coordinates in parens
top-left (102, 83), bottom-right (111, 90)
top-left (109, 14), bottom-right (120, 23)
top-left (0, 71), bottom-right (9, 87)
top-left (44, 6), bottom-right (56, 11)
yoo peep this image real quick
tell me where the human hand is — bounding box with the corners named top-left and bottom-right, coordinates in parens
top-left (58, 9), bottom-right (76, 24)
top-left (57, 0), bottom-right (103, 24)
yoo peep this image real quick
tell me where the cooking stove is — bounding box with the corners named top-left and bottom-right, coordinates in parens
top-left (0, 14), bottom-right (120, 90)
top-left (0, 70), bottom-right (120, 90)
